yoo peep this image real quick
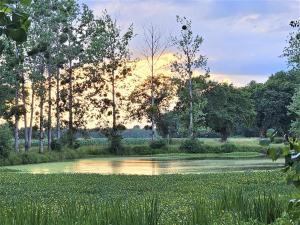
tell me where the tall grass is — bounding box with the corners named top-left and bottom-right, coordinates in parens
top-left (0, 190), bottom-right (288, 225)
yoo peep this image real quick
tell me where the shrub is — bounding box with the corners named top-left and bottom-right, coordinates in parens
top-left (128, 145), bottom-right (153, 155)
top-left (74, 140), bottom-right (81, 149)
top-left (51, 139), bottom-right (62, 151)
top-left (259, 138), bottom-right (271, 146)
top-left (149, 139), bottom-right (167, 149)
top-left (60, 131), bottom-right (76, 148)
top-left (220, 143), bottom-right (238, 153)
top-left (109, 134), bottom-right (124, 155)
top-left (179, 139), bottom-right (205, 153)
top-left (0, 124), bottom-right (13, 158)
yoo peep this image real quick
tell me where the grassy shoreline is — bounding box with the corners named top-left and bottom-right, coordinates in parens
top-left (0, 137), bottom-right (284, 166)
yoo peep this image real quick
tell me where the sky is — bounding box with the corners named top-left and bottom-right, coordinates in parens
top-left (77, 0), bottom-right (300, 86)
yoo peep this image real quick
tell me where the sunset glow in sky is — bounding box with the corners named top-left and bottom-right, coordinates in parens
top-left (79, 0), bottom-right (300, 86)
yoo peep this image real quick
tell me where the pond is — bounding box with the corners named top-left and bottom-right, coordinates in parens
top-left (5, 156), bottom-right (285, 175)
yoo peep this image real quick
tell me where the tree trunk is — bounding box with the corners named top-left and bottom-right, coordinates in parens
top-left (14, 46), bottom-right (20, 152)
top-left (28, 83), bottom-right (35, 148)
top-left (151, 33), bottom-right (155, 141)
top-left (68, 61), bottom-right (74, 145)
top-left (188, 72), bottom-right (193, 138)
top-left (47, 65), bottom-right (52, 150)
top-left (112, 69), bottom-right (116, 131)
top-left (56, 70), bottom-right (61, 139)
top-left (14, 82), bottom-right (19, 152)
top-left (39, 95), bottom-right (45, 154)
top-left (21, 72), bottom-right (29, 151)
top-left (220, 129), bottom-right (228, 142)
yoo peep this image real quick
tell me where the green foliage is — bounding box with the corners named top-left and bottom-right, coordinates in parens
top-left (246, 71), bottom-right (300, 135)
top-left (0, 124), bottom-right (12, 158)
top-left (60, 131), bottom-right (76, 148)
top-left (50, 139), bottom-right (62, 151)
top-left (0, 0), bottom-right (31, 45)
top-left (0, 171), bottom-right (294, 224)
top-left (283, 20), bottom-right (300, 69)
top-left (149, 139), bottom-right (167, 149)
top-left (288, 86), bottom-right (300, 137)
top-left (108, 134), bottom-right (124, 155)
top-left (204, 83), bottom-right (256, 141)
top-left (179, 138), bottom-right (204, 153)
top-left (220, 142), bottom-right (238, 153)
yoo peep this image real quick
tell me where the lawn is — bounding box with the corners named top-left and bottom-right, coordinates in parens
top-left (0, 170), bottom-right (295, 224)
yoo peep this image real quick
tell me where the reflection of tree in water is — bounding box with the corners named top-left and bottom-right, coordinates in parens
top-left (110, 160), bottom-right (124, 174)
top-left (151, 160), bottom-right (172, 175)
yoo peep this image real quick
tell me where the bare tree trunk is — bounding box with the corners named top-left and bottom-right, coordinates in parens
top-left (47, 65), bottom-right (52, 150)
top-left (14, 46), bottom-right (20, 152)
top-left (39, 95), bottom-right (45, 154)
top-left (151, 34), bottom-right (155, 141)
top-left (56, 70), bottom-right (61, 139)
top-left (112, 70), bottom-right (116, 131)
top-left (188, 72), bottom-right (193, 138)
top-left (68, 61), bottom-right (74, 146)
top-left (28, 83), bottom-right (35, 148)
top-left (14, 82), bottom-right (20, 152)
top-left (21, 72), bottom-right (29, 151)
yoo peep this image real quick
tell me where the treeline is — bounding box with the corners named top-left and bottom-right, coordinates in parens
top-left (0, 0), bottom-right (299, 156)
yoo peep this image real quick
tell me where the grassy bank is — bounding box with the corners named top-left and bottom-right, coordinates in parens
top-left (1, 137), bottom-right (284, 166)
top-left (0, 170), bottom-right (295, 224)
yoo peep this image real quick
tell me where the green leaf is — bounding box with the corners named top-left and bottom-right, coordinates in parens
top-left (5, 27), bottom-right (27, 43)
top-left (283, 146), bottom-right (290, 156)
top-left (267, 147), bottom-right (281, 161)
top-left (0, 12), bottom-right (10, 25)
top-left (20, 0), bottom-right (32, 6)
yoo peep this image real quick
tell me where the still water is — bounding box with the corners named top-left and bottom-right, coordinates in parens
top-left (5, 157), bottom-right (285, 175)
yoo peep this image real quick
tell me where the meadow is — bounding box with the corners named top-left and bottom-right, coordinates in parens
top-left (0, 169), bottom-right (295, 225)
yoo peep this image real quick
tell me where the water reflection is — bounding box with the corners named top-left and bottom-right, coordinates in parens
top-left (6, 157), bottom-right (285, 175)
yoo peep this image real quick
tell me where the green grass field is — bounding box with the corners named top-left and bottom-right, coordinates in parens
top-left (0, 170), bottom-right (295, 225)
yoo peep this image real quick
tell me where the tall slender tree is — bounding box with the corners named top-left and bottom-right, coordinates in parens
top-left (171, 16), bottom-right (208, 138)
top-left (141, 25), bottom-right (168, 140)
top-left (87, 12), bottom-right (134, 154)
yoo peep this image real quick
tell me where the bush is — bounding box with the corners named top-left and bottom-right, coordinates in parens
top-left (60, 131), bottom-right (76, 148)
top-left (220, 143), bottom-right (238, 153)
top-left (0, 124), bottom-right (13, 158)
top-left (179, 139), bottom-right (205, 153)
top-left (149, 139), bottom-right (167, 149)
top-left (51, 139), bottom-right (62, 151)
top-left (259, 138), bottom-right (271, 146)
top-left (109, 134), bottom-right (124, 155)
top-left (128, 145), bottom-right (153, 155)
top-left (74, 140), bottom-right (81, 149)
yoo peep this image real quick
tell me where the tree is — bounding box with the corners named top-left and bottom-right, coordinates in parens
top-left (128, 75), bottom-right (176, 138)
top-left (141, 25), bottom-right (168, 140)
top-left (247, 71), bottom-right (299, 136)
top-left (87, 12), bottom-right (134, 154)
top-left (204, 83), bottom-right (255, 142)
top-left (171, 16), bottom-right (208, 138)
top-left (288, 86), bottom-right (300, 137)
top-left (283, 20), bottom-right (300, 69)
top-left (173, 76), bottom-right (208, 137)
top-left (58, 1), bottom-right (95, 146)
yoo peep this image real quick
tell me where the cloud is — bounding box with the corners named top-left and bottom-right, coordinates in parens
top-left (80, 0), bottom-right (300, 82)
